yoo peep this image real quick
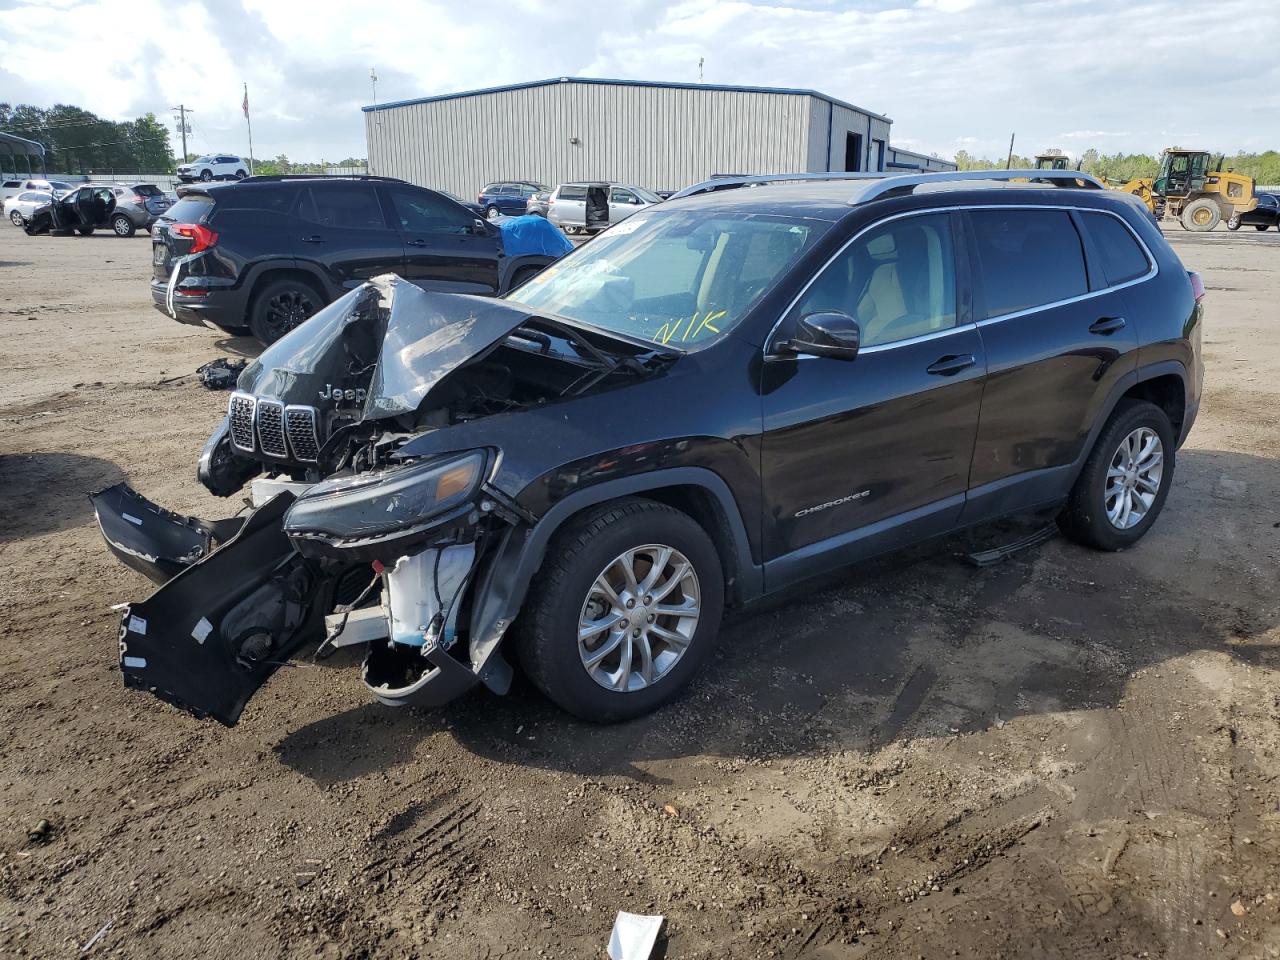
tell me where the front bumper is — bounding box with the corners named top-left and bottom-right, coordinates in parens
top-left (92, 482), bottom-right (518, 726)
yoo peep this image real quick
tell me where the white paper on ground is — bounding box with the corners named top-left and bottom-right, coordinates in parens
top-left (607, 911), bottom-right (664, 960)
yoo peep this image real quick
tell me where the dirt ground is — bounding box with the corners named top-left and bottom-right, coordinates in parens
top-left (1, 220), bottom-right (1278, 960)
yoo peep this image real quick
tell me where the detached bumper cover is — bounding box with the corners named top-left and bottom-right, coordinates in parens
top-left (114, 492), bottom-right (321, 726)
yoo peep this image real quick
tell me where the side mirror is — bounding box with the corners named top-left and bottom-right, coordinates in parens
top-left (780, 312), bottom-right (861, 360)
top-left (471, 218), bottom-right (489, 234)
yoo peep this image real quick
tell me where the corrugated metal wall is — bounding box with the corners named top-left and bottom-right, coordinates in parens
top-left (802, 100), bottom-right (892, 173)
top-left (366, 82), bottom-right (824, 197)
top-left (886, 147), bottom-right (956, 171)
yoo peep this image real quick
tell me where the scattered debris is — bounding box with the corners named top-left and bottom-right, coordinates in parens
top-left (964, 525), bottom-right (1057, 567)
top-left (28, 818), bottom-right (52, 843)
top-left (663, 804), bottom-right (679, 817)
top-left (608, 911), bottom-right (664, 960)
top-left (1231, 900), bottom-right (1247, 917)
top-left (196, 357), bottom-right (248, 390)
top-left (81, 919), bottom-right (113, 952)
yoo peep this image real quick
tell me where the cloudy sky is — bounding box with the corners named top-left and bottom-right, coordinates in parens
top-left (2, 0), bottom-right (1277, 164)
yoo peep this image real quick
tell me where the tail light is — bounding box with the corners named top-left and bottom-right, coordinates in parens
top-left (171, 223), bottom-right (218, 253)
top-left (1188, 271), bottom-right (1205, 303)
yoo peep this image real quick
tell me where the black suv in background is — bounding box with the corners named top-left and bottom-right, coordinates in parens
top-left (100, 169), bottom-right (1203, 728)
top-left (151, 175), bottom-right (560, 343)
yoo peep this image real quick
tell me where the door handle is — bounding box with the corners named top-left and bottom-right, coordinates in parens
top-left (926, 354), bottom-right (977, 376)
top-left (301, 235), bottom-right (324, 244)
top-left (405, 238), bottom-right (428, 247)
top-left (1089, 316), bottom-right (1127, 335)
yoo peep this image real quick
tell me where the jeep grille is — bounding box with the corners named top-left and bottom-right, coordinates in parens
top-left (227, 391), bottom-right (321, 463)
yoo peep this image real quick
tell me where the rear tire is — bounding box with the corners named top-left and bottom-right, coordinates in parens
top-left (1057, 399), bottom-right (1176, 551)
top-left (1226, 216), bottom-right (1241, 231)
top-left (1180, 197), bottom-right (1220, 232)
top-left (515, 498), bottom-right (725, 722)
top-left (200, 169), bottom-right (213, 182)
top-left (111, 214), bottom-right (135, 237)
top-left (1255, 224), bottom-right (1269, 232)
top-left (248, 278), bottom-right (324, 344)
top-left (485, 205), bottom-right (500, 221)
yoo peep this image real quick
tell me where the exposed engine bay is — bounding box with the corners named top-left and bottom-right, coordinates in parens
top-left (93, 275), bottom-right (673, 725)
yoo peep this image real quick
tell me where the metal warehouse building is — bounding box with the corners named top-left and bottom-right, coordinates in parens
top-left (363, 77), bottom-right (954, 198)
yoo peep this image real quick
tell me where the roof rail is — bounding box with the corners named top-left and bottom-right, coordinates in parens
top-left (669, 169), bottom-right (1106, 203)
top-left (237, 174), bottom-right (406, 184)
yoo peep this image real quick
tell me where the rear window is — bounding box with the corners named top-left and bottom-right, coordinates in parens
top-left (298, 183), bottom-right (385, 229)
top-left (1081, 212), bottom-right (1151, 286)
top-left (163, 195), bottom-right (214, 222)
top-left (968, 209), bottom-right (1088, 318)
top-left (132, 184), bottom-right (164, 197)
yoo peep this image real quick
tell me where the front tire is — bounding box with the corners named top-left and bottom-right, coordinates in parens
top-left (9, 210), bottom-right (23, 226)
top-left (515, 498), bottom-right (725, 722)
top-left (1226, 216), bottom-right (1241, 231)
top-left (111, 214), bottom-right (135, 237)
top-left (1058, 399), bottom-right (1175, 551)
top-left (200, 169), bottom-right (213, 182)
top-left (1180, 197), bottom-right (1220, 232)
top-left (235, 169), bottom-right (247, 180)
top-left (248, 278), bottom-right (323, 344)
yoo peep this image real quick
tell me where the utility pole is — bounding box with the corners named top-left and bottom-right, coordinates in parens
top-left (369, 68), bottom-right (378, 175)
top-left (1005, 132), bottom-right (1015, 170)
top-left (171, 105), bottom-right (193, 161)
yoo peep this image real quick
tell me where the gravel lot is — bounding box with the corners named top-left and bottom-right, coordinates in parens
top-left (1, 222), bottom-right (1278, 959)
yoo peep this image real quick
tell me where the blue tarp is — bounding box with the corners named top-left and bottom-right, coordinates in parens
top-left (498, 215), bottom-right (574, 257)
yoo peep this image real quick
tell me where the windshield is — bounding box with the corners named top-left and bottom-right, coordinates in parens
top-left (506, 209), bottom-right (827, 347)
top-left (633, 186), bottom-right (662, 204)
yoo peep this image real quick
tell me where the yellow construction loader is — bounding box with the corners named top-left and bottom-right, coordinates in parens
top-left (1112, 149), bottom-right (1256, 231)
top-left (1034, 152), bottom-right (1073, 171)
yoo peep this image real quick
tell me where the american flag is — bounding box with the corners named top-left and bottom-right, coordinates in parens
top-left (242, 85), bottom-right (249, 119)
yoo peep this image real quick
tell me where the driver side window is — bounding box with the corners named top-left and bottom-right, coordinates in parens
top-left (792, 213), bottom-right (956, 349)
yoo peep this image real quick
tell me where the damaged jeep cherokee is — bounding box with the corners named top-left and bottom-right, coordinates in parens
top-left (94, 169), bottom-right (1203, 726)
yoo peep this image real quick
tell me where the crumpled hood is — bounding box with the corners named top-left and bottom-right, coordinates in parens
top-left (237, 275), bottom-right (540, 422)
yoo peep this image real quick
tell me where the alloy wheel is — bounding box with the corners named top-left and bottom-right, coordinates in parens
top-left (577, 544), bottom-right (701, 693)
top-left (113, 217), bottom-right (131, 236)
top-left (1105, 427), bottom-right (1164, 530)
top-left (486, 206), bottom-right (500, 221)
top-left (263, 289), bottom-right (315, 340)
top-left (9, 210), bottom-right (22, 226)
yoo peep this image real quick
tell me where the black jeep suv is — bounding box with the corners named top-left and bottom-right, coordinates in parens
top-left (98, 169), bottom-right (1203, 727)
top-left (151, 175), bottom-right (560, 343)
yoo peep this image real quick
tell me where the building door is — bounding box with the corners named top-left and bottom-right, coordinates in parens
top-left (873, 139), bottom-right (886, 172)
top-left (844, 132), bottom-right (864, 172)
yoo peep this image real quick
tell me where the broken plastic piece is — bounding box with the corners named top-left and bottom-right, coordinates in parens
top-left (196, 357), bottom-right (248, 390)
top-left (964, 524), bottom-right (1057, 568)
top-left (608, 912), bottom-right (664, 960)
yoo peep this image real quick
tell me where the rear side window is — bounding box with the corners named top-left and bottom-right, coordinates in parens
top-left (211, 185), bottom-right (296, 216)
top-left (163, 196), bottom-right (214, 222)
top-left (968, 209), bottom-right (1087, 318)
top-left (299, 184), bottom-right (385, 230)
top-left (1081, 212), bottom-right (1151, 286)
top-left (559, 185), bottom-right (587, 201)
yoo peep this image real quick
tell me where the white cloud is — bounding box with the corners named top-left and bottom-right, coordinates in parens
top-left (0, 0), bottom-right (1277, 165)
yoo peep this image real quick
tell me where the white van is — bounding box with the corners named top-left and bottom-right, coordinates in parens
top-left (548, 181), bottom-right (661, 234)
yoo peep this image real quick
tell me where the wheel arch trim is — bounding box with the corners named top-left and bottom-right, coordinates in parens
top-left (467, 467), bottom-right (762, 694)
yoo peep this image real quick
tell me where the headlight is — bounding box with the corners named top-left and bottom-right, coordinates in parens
top-left (283, 451), bottom-right (485, 543)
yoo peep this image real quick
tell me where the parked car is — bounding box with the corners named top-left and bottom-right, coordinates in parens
top-left (176, 155), bottom-right (249, 182)
top-left (4, 190), bottom-right (50, 226)
top-left (92, 182), bottom-right (170, 236)
top-left (477, 181), bottom-right (549, 220)
top-left (22, 185), bottom-right (119, 236)
top-left (1226, 192), bottom-right (1279, 231)
top-left (1, 177), bottom-right (73, 200)
top-left (93, 168), bottom-right (1202, 728)
top-left (150, 175), bottom-right (563, 343)
top-left (548, 181), bottom-right (662, 234)
top-left (526, 189), bottom-right (551, 217)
